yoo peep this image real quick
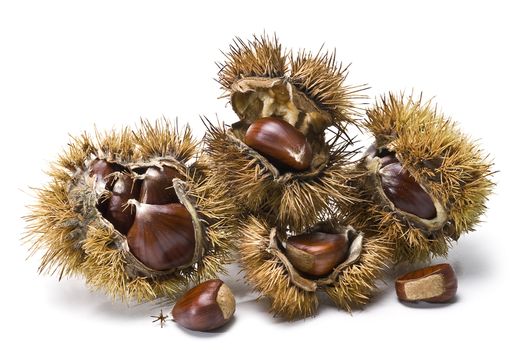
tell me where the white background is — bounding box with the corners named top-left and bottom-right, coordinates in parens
top-left (1, 1), bottom-right (520, 349)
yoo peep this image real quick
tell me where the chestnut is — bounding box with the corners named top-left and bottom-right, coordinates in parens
top-left (244, 117), bottom-right (313, 171)
top-left (285, 232), bottom-right (349, 277)
top-left (127, 201), bottom-right (195, 271)
top-left (379, 161), bottom-right (437, 220)
top-left (172, 279), bottom-right (236, 332)
top-left (395, 263), bottom-right (457, 303)
top-left (101, 173), bottom-right (141, 235)
top-left (139, 166), bottom-right (181, 205)
top-left (89, 159), bottom-right (124, 194)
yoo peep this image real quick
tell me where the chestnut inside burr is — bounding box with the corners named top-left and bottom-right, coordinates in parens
top-left (268, 224), bottom-right (363, 292)
top-left (139, 166), bottom-right (181, 204)
top-left (285, 231), bottom-right (349, 278)
top-left (89, 159), bottom-right (196, 271)
top-left (244, 117), bottom-right (313, 173)
top-left (374, 148), bottom-right (437, 220)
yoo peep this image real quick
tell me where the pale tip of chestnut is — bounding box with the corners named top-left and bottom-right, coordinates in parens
top-left (172, 279), bottom-right (236, 332)
top-left (395, 263), bottom-right (458, 303)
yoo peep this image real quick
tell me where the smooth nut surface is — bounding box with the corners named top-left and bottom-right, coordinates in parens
top-left (139, 166), bottom-right (181, 205)
top-left (100, 173), bottom-right (141, 235)
top-left (172, 279), bottom-right (236, 332)
top-left (395, 263), bottom-right (458, 303)
top-left (285, 232), bottom-right (349, 277)
top-left (244, 117), bottom-right (313, 171)
top-left (380, 162), bottom-right (437, 220)
top-left (127, 202), bottom-right (195, 271)
top-left (89, 159), bottom-right (123, 192)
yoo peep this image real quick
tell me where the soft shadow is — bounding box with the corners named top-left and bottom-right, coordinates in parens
top-left (175, 316), bottom-right (237, 337)
top-left (398, 295), bottom-right (460, 309)
top-left (94, 300), bottom-right (157, 320)
top-left (240, 298), bottom-right (306, 326)
top-left (360, 282), bottom-right (395, 311)
top-left (46, 277), bottom-right (157, 319)
top-left (387, 234), bottom-right (493, 283)
top-left (446, 235), bottom-right (492, 281)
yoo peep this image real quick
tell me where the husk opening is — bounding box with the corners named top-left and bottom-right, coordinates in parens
top-left (343, 92), bottom-right (495, 263)
top-left (268, 223), bottom-right (364, 292)
top-left (24, 119), bottom-right (237, 302)
top-left (239, 214), bottom-right (392, 319)
top-left (364, 150), bottom-right (448, 234)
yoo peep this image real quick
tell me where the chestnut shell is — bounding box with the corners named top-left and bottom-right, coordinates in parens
top-left (127, 202), bottom-right (195, 271)
top-left (139, 166), bottom-right (181, 205)
top-left (286, 232), bottom-right (349, 277)
top-left (380, 162), bottom-right (437, 220)
top-left (102, 173), bottom-right (141, 234)
top-left (172, 279), bottom-right (235, 331)
top-left (244, 117), bottom-right (313, 171)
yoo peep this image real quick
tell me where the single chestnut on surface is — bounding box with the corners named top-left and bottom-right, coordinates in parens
top-left (172, 279), bottom-right (236, 332)
top-left (127, 201), bottom-right (195, 271)
top-left (395, 263), bottom-right (457, 303)
top-left (244, 117), bottom-right (313, 172)
top-left (285, 232), bottom-right (349, 277)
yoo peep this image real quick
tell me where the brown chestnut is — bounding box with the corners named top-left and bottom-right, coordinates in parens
top-left (127, 201), bottom-right (195, 271)
top-left (101, 173), bottom-right (140, 235)
top-left (285, 232), bottom-right (349, 277)
top-left (380, 162), bottom-right (437, 220)
top-left (139, 166), bottom-right (181, 205)
top-left (172, 279), bottom-right (236, 332)
top-left (89, 159), bottom-right (123, 192)
top-left (244, 117), bottom-right (313, 171)
top-left (395, 263), bottom-right (458, 303)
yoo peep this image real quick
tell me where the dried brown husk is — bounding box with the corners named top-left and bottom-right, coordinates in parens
top-left (203, 120), bottom-right (359, 232)
top-left (206, 34), bottom-right (365, 231)
top-left (24, 119), bottom-right (238, 302)
top-left (238, 214), bottom-right (392, 320)
top-left (342, 93), bottom-right (495, 263)
top-left (218, 34), bottom-right (367, 133)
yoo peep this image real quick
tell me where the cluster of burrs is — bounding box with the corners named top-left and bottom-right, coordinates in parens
top-left (25, 34), bottom-right (493, 326)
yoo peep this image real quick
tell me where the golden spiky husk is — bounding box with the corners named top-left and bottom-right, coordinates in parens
top-left (217, 34), bottom-right (365, 127)
top-left (344, 93), bottom-right (494, 263)
top-left (323, 233), bottom-right (392, 311)
top-left (290, 49), bottom-right (367, 127)
top-left (218, 34), bottom-right (287, 91)
top-left (202, 120), bottom-right (359, 232)
top-left (24, 119), bottom-right (238, 302)
top-left (238, 215), bottom-right (392, 320)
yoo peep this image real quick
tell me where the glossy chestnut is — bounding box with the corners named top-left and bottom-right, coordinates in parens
top-left (139, 166), bottom-right (181, 205)
top-left (244, 117), bottom-right (313, 171)
top-left (395, 263), bottom-right (458, 303)
top-left (172, 279), bottom-right (236, 332)
top-left (285, 232), bottom-right (349, 277)
top-left (380, 162), bottom-right (437, 220)
top-left (127, 201), bottom-right (195, 271)
top-left (101, 173), bottom-right (140, 234)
